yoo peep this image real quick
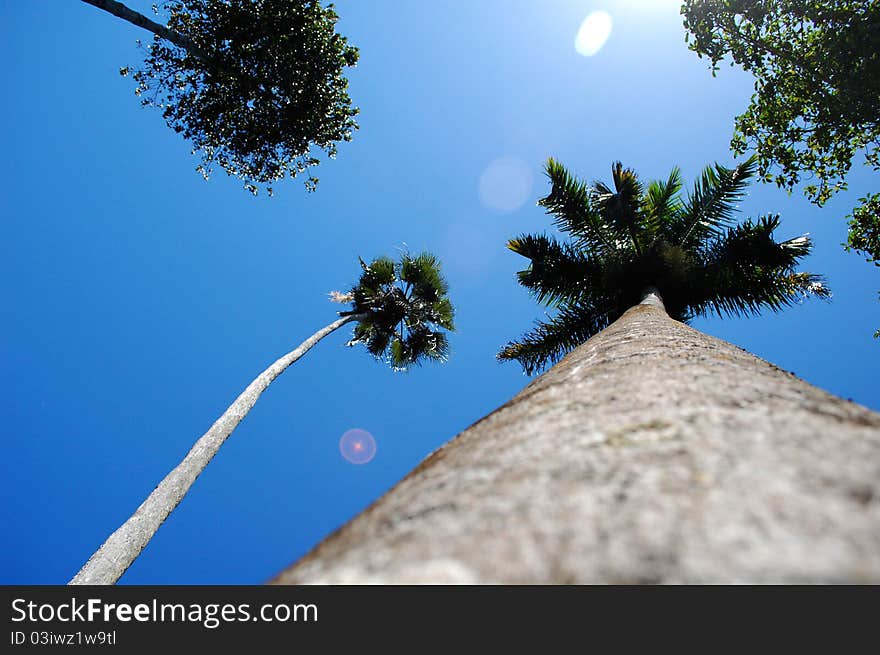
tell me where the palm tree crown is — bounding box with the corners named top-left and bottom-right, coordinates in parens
top-left (499, 157), bottom-right (830, 374)
top-left (341, 252), bottom-right (455, 370)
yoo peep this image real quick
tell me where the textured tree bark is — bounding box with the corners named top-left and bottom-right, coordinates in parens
top-left (71, 314), bottom-right (359, 585)
top-left (271, 299), bottom-right (880, 584)
top-left (80, 0), bottom-right (197, 52)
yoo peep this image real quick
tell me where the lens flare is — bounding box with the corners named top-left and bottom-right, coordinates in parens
top-left (339, 429), bottom-right (377, 465)
top-left (575, 11), bottom-right (613, 57)
top-left (479, 156), bottom-right (533, 213)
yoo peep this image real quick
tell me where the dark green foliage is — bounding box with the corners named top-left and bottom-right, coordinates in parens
top-left (682, 0), bottom-right (879, 327)
top-left (122, 0), bottom-right (359, 194)
top-left (845, 193), bottom-right (880, 337)
top-left (682, 0), bottom-right (879, 206)
top-left (499, 158), bottom-right (830, 374)
top-left (846, 194), bottom-right (880, 268)
top-left (343, 253), bottom-right (455, 370)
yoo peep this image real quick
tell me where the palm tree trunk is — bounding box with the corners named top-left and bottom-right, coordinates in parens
top-left (271, 294), bottom-right (880, 583)
top-left (80, 0), bottom-right (197, 52)
top-left (70, 314), bottom-right (360, 585)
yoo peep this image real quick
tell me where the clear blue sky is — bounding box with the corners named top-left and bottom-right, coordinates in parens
top-left (1, 1), bottom-right (877, 584)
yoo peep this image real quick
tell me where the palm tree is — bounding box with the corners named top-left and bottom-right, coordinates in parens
top-left (70, 252), bottom-right (454, 585)
top-left (498, 156), bottom-right (828, 373)
top-left (270, 160), bottom-right (880, 584)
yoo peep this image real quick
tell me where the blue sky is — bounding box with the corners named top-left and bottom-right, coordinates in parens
top-left (1, 0), bottom-right (877, 584)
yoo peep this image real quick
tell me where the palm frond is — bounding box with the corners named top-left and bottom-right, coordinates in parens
top-left (389, 337), bottom-right (408, 369)
top-left (430, 297), bottom-right (455, 330)
top-left (674, 156), bottom-right (757, 249)
top-left (508, 233), bottom-right (606, 306)
top-left (591, 162), bottom-right (647, 255)
top-left (689, 218), bottom-right (828, 318)
top-left (539, 158), bottom-right (621, 258)
top-left (346, 321), bottom-right (370, 348)
top-left (643, 167), bottom-right (683, 240)
top-left (365, 327), bottom-right (393, 358)
top-left (497, 301), bottom-right (614, 375)
top-left (401, 251), bottom-right (448, 300)
top-left (357, 255), bottom-right (396, 292)
top-left (404, 326), bottom-right (450, 364)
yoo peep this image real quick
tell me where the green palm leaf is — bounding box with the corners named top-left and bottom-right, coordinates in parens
top-left (539, 158), bottom-right (622, 258)
top-left (508, 233), bottom-right (605, 306)
top-left (430, 298), bottom-right (455, 330)
top-left (592, 162), bottom-right (646, 255)
top-left (401, 252), bottom-right (449, 300)
top-left (357, 256), bottom-right (396, 291)
top-left (644, 167), bottom-right (683, 242)
top-left (497, 301), bottom-right (614, 375)
top-left (673, 156), bottom-right (757, 249)
top-left (691, 217), bottom-right (828, 318)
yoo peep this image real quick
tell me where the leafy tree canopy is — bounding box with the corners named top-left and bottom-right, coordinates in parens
top-left (681, 0), bottom-right (880, 276)
top-left (121, 0), bottom-right (359, 194)
top-left (336, 253), bottom-right (456, 370)
top-left (499, 157), bottom-right (829, 374)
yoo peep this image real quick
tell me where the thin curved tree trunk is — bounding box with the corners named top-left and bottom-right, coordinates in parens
top-left (71, 314), bottom-right (359, 585)
top-left (80, 0), bottom-right (197, 52)
top-left (272, 295), bottom-right (880, 584)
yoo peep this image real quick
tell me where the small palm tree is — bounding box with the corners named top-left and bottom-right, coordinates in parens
top-left (342, 253), bottom-right (455, 369)
top-left (71, 252), bottom-right (454, 585)
top-left (499, 157), bottom-right (829, 374)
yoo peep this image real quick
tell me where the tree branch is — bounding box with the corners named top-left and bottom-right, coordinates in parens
top-left (81, 0), bottom-right (203, 56)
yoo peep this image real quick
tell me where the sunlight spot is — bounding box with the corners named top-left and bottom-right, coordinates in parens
top-left (340, 428), bottom-right (377, 465)
top-left (479, 156), bottom-right (533, 213)
top-left (575, 11), bottom-right (613, 57)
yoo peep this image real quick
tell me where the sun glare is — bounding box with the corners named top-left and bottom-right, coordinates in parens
top-left (575, 10), bottom-right (613, 57)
